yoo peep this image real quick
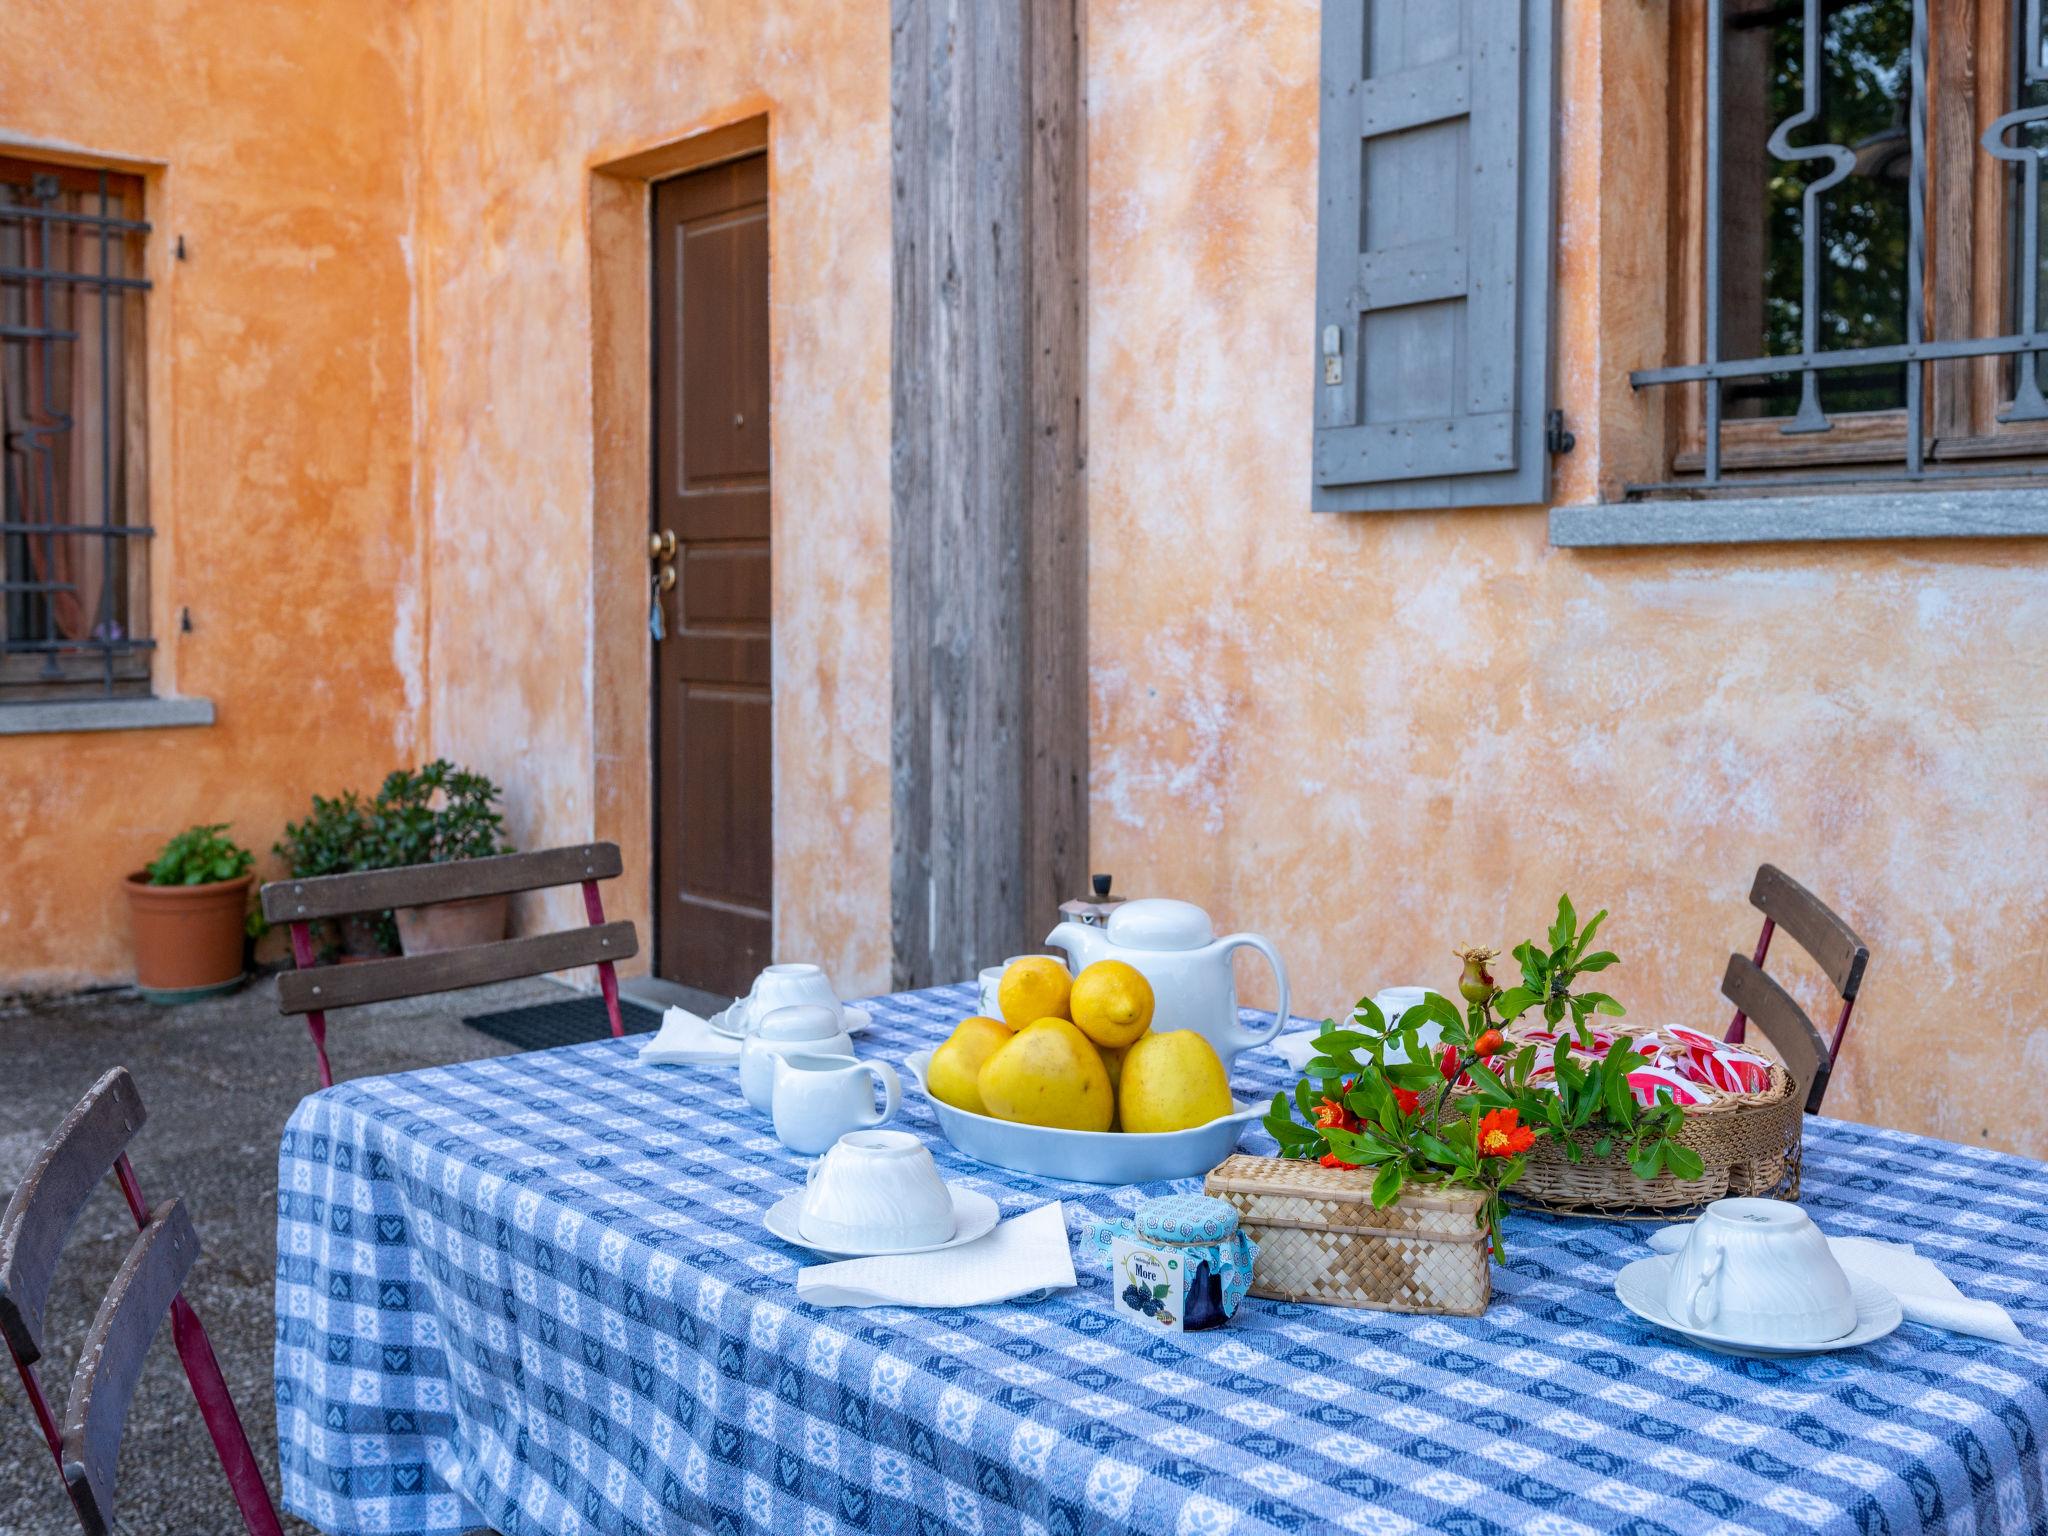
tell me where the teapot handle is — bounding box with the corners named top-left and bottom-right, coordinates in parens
top-left (1216, 934), bottom-right (1290, 1050)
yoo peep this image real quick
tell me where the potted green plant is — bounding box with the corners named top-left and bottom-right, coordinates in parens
top-left (123, 824), bottom-right (256, 1001)
top-left (364, 759), bottom-right (515, 955)
top-left (275, 791), bottom-right (388, 961)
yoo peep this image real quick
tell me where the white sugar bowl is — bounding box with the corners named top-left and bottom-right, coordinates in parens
top-left (1664, 1198), bottom-right (1857, 1345)
top-left (739, 1004), bottom-right (855, 1112)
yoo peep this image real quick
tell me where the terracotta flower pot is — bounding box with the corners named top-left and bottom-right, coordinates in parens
top-left (394, 891), bottom-right (510, 955)
top-left (123, 871), bottom-right (253, 1001)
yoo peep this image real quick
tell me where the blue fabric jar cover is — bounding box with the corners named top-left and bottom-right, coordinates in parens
top-left (1091, 1194), bottom-right (1258, 1318)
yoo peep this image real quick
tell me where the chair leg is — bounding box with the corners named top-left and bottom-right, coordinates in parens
top-left (306, 1014), bottom-right (333, 1089)
top-left (1725, 916), bottom-right (1774, 1045)
top-left (9, 1352), bottom-right (62, 1468)
top-left (582, 879), bottom-right (625, 1039)
top-left (171, 1298), bottom-right (286, 1536)
top-left (114, 1155), bottom-right (284, 1536)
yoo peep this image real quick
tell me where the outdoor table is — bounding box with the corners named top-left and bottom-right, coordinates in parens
top-left (276, 984), bottom-right (2048, 1536)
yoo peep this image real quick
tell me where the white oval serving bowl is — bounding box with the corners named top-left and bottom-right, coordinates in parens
top-left (904, 1048), bottom-right (1263, 1184)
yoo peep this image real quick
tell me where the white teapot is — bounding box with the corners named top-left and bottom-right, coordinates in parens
top-left (1045, 898), bottom-right (1288, 1067)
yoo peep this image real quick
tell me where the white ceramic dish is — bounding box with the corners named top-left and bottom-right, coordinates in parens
top-left (711, 1003), bottom-right (872, 1040)
top-left (1616, 1254), bottom-right (1902, 1356)
top-left (765, 1185), bottom-right (1000, 1257)
top-left (904, 1049), bottom-right (1263, 1184)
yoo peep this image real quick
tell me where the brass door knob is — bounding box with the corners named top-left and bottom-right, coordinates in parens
top-left (654, 565), bottom-right (676, 592)
top-left (648, 529), bottom-right (677, 562)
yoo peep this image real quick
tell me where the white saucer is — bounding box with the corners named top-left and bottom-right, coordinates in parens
top-left (1615, 1254), bottom-right (1902, 1356)
top-left (764, 1185), bottom-right (999, 1257)
top-left (710, 1003), bottom-right (873, 1040)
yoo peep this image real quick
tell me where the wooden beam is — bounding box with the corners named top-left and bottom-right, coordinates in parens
top-left (891, 0), bottom-right (1087, 987)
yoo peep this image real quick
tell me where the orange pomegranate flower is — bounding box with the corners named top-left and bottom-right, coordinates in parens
top-left (1391, 1086), bottom-right (1422, 1116)
top-left (1318, 1151), bottom-right (1359, 1170)
top-left (1477, 1107), bottom-right (1536, 1159)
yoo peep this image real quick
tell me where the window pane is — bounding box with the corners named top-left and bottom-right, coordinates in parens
top-left (2010, 3), bottom-right (2048, 400)
top-left (1719, 0), bottom-right (1912, 419)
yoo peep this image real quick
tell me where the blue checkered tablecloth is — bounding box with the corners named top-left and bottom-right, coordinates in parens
top-left (276, 984), bottom-right (2048, 1536)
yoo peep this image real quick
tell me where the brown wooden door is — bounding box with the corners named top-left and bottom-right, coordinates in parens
top-left (652, 155), bottom-right (771, 996)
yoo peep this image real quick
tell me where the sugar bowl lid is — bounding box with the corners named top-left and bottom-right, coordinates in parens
top-left (755, 1003), bottom-right (845, 1041)
top-left (1134, 1193), bottom-right (1239, 1244)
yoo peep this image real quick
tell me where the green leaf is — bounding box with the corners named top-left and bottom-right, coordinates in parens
top-left (1579, 992), bottom-right (1626, 1017)
top-left (1549, 893), bottom-right (1577, 952)
top-left (1495, 985), bottom-right (1540, 1021)
top-left (1629, 1143), bottom-right (1664, 1181)
top-left (1153, 1283), bottom-right (1170, 1299)
top-left (1370, 1161), bottom-right (1405, 1209)
top-left (1313, 1030), bottom-right (1369, 1053)
top-left (1593, 1135), bottom-right (1613, 1158)
top-left (1663, 1143), bottom-right (1705, 1181)
top-left (1572, 908), bottom-right (1607, 959)
top-left (1574, 951), bottom-right (1619, 973)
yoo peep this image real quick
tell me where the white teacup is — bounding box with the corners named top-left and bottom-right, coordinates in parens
top-left (800, 1129), bottom-right (953, 1251)
top-left (1664, 1198), bottom-right (1856, 1345)
top-left (770, 1053), bottom-right (901, 1156)
top-left (722, 962), bottom-right (841, 1038)
top-left (976, 956), bottom-right (1037, 1022)
top-left (1373, 986), bottom-right (1444, 1064)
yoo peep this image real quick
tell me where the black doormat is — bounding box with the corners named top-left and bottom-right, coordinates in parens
top-left (462, 996), bottom-right (662, 1052)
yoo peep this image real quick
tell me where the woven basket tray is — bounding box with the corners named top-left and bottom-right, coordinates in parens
top-left (1203, 1154), bottom-right (1491, 1317)
top-left (1480, 1038), bottom-right (1805, 1219)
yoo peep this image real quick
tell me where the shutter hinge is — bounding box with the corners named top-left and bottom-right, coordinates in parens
top-left (1546, 409), bottom-right (1576, 456)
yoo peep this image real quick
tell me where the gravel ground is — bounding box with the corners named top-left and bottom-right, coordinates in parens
top-left (0, 973), bottom-right (570, 1536)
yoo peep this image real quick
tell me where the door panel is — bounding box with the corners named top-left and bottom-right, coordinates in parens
top-left (653, 154), bottom-right (772, 996)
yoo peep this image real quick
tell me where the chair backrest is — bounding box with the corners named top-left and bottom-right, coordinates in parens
top-left (0, 1069), bottom-right (281, 1536)
top-left (262, 843), bottom-right (637, 1016)
top-left (1721, 864), bottom-right (1870, 1115)
top-left (61, 1198), bottom-right (200, 1536)
top-left (0, 1067), bottom-right (146, 1368)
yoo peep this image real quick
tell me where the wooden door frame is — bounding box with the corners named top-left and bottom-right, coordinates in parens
top-left (587, 113), bottom-right (770, 977)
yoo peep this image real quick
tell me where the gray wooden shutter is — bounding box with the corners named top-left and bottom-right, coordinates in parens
top-left (1313, 0), bottom-right (1557, 512)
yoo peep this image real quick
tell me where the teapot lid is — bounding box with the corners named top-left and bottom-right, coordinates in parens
top-left (755, 1003), bottom-right (844, 1041)
top-left (1104, 898), bottom-right (1214, 951)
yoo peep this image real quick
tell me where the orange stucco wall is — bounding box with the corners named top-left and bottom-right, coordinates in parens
top-left (6, 1), bottom-right (2044, 1156)
top-left (1085, 0), bottom-right (2048, 1154)
top-left (0, 2), bottom-right (425, 989)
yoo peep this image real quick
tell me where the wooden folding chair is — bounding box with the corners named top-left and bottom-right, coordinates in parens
top-left (262, 843), bottom-right (639, 1088)
top-left (0, 1067), bottom-right (283, 1536)
top-left (1721, 863), bottom-right (1870, 1114)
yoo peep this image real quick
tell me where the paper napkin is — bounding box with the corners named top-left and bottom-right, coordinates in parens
top-left (636, 1006), bottom-right (741, 1067)
top-left (795, 1201), bottom-right (1077, 1309)
top-left (1648, 1224), bottom-right (2026, 1345)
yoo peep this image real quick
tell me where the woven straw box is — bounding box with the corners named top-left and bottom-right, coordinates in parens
top-left (1204, 1154), bottom-right (1491, 1317)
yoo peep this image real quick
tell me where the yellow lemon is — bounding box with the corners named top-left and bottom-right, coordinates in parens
top-left (1069, 960), bottom-right (1155, 1049)
top-left (977, 1017), bottom-right (1114, 1131)
top-left (997, 956), bottom-right (1072, 1030)
top-left (1119, 1030), bottom-right (1234, 1134)
top-left (927, 1016), bottom-right (1014, 1117)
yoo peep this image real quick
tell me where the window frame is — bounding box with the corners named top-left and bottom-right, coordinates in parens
top-left (1653, 0), bottom-right (2048, 491)
top-left (0, 155), bottom-right (153, 704)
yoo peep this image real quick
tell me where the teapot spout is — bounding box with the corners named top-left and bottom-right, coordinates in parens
top-left (1043, 920), bottom-right (1100, 967)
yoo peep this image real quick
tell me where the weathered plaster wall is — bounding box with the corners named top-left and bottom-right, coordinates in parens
top-left (0, 2), bottom-right (424, 988)
top-left (410, 0), bottom-right (893, 988)
top-left (1085, 0), bottom-right (2048, 1153)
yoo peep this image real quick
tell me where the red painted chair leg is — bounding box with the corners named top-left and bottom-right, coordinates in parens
top-left (583, 879), bottom-right (626, 1038)
top-left (10, 1353), bottom-right (62, 1468)
top-left (306, 1013), bottom-right (333, 1089)
top-left (1725, 916), bottom-right (1775, 1045)
top-left (114, 1155), bottom-right (284, 1536)
top-left (171, 1297), bottom-right (286, 1536)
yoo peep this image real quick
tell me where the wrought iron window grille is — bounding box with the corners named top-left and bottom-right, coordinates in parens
top-left (0, 162), bottom-right (152, 699)
top-left (1631, 0), bottom-right (2048, 497)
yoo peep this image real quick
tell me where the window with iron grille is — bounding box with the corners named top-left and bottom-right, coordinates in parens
top-left (0, 157), bottom-right (150, 701)
top-left (1637, 0), bottom-right (2048, 495)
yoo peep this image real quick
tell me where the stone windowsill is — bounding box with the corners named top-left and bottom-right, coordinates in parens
top-left (1550, 488), bottom-right (2048, 548)
top-left (0, 696), bottom-right (215, 736)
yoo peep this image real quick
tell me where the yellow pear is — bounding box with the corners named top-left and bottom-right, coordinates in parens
top-left (977, 1017), bottom-right (1114, 1131)
top-left (1119, 1030), bottom-right (1234, 1134)
top-left (927, 1016), bottom-right (1014, 1117)
top-left (997, 956), bottom-right (1073, 1029)
top-left (1070, 960), bottom-right (1155, 1049)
